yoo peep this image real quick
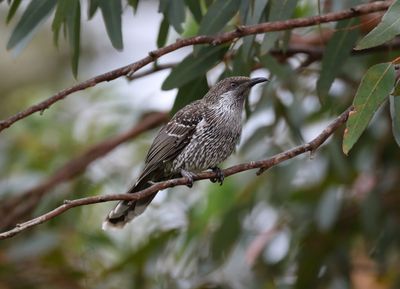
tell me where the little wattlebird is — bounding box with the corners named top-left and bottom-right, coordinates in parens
top-left (103, 76), bottom-right (268, 229)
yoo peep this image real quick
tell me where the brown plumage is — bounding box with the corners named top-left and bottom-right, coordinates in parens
top-left (103, 76), bottom-right (268, 229)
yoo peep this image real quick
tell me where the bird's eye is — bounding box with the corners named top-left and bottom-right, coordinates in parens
top-left (230, 82), bottom-right (238, 88)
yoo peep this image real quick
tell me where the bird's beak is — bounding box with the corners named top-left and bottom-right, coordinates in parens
top-left (249, 77), bottom-right (269, 87)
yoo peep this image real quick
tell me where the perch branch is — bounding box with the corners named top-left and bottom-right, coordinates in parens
top-left (0, 107), bottom-right (353, 240)
top-left (0, 1), bottom-right (390, 132)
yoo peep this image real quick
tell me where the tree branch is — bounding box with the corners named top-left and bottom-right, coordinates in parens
top-left (0, 112), bottom-right (168, 229)
top-left (0, 107), bottom-right (353, 240)
top-left (0, 1), bottom-right (390, 133)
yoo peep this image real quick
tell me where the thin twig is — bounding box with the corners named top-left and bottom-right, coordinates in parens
top-left (0, 107), bottom-right (353, 240)
top-left (0, 1), bottom-right (390, 132)
top-left (0, 112), bottom-right (168, 229)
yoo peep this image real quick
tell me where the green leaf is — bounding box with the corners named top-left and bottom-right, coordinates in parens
top-left (198, 0), bottom-right (241, 36)
top-left (88, 0), bottom-right (99, 19)
top-left (241, 0), bottom-right (267, 59)
top-left (389, 95), bottom-right (400, 147)
top-left (98, 0), bottom-right (123, 50)
top-left (355, 0), bottom-right (400, 50)
top-left (159, 0), bottom-right (186, 34)
top-left (170, 76), bottom-right (209, 115)
top-left (6, 0), bottom-right (22, 23)
top-left (157, 17), bottom-right (169, 48)
top-left (260, 53), bottom-right (293, 80)
top-left (343, 63), bottom-right (396, 155)
top-left (261, 0), bottom-right (297, 54)
top-left (52, 0), bottom-right (81, 76)
top-left (162, 45), bottom-right (228, 90)
top-left (127, 0), bottom-right (139, 13)
top-left (184, 0), bottom-right (203, 23)
top-left (67, 0), bottom-right (81, 77)
top-left (317, 18), bottom-right (359, 98)
top-left (7, 0), bottom-right (57, 50)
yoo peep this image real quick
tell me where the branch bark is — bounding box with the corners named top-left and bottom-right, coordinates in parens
top-left (0, 112), bottom-right (168, 229)
top-left (0, 1), bottom-right (390, 133)
top-left (0, 107), bottom-right (353, 240)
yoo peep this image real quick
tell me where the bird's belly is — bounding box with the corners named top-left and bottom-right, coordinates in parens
top-left (171, 125), bottom-right (240, 173)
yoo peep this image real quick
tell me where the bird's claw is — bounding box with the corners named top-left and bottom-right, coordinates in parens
top-left (210, 167), bottom-right (224, 186)
top-left (181, 169), bottom-right (194, 188)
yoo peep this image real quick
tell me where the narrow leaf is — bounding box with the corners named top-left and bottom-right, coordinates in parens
top-left (317, 18), bottom-right (359, 98)
top-left (184, 0), bottom-right (202, 23)
top-left (355, 0), bottom-right (400, 50)
top-left (88, 0), bottom-right (99, 19)
top-left (157, 17), bottom-right (169, 48)
top-left (343, 63), bottom-right (396, 154)
top-left (67, 0), bottom-right (81, 77)
top-left (6, 0), bottom-right (22, 23)
top-left (389, 95), bottom-right (400, 147)
top-left (198, 0), bottom-right (241, 36)
top-left (7, 0), bottom-right (57, 50)
top-left (127, 0), bottom-right (139, 13)
top-left (261, 0), bottom-right (297, 54)
top-left (168, 0), bottom-right (185, 33)
top-left (162, 45), bottom-right (228, 90)
top-left (98, 0), bottom-right (123, 50)
top-left (171, 76), bottom-right (209, 115)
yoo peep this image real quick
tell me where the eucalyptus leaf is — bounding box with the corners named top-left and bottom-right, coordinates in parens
top-left (7, 0), bottom-right (57, 50)
top-left (157, 17), bottom-right (169, 48)
top-left (6, 0), bottom-right (22, 23)
top-left (343, 63), bottom-right (396, 154)
top-left (261, 0), bottom-right (297, 54)
top-left (198, 0), bottom-right (241, 36)
top-left (389, 95), bottom-right (400, 147)
top-left (162, 45), bottom-right (228, 90)
top-left (317, 18), bottom-right (359, 99)
top-left (171, 76), bottom-right (209, 115)
top-left (355, 0), bottom-right (400, 50)
top-left (98, 0), bottom-right (123, 50)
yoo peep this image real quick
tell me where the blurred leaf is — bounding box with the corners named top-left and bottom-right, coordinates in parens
top-left (241, 0), bottom-right (267, 59)
top-left (88, 0), bottom-right (99, 19)
top-left (343, 63), bottom-right (395, 154)
top-left (261, 0), bottom-right (297, 54)
top-left (52, 0), bottom-right (81, 76)
top-left (198, 0), bottom-right (241, 36)
top-left (389, 95), bottom-right (400, 147)
top-left (98, 0), bottom-right (123, 50)
top-left (317, 18), bottom-right (359, 99)
top-left (184, 0), bottom-right (203, 23)
top-left (67, 0), bottom-right (81, 77)
top-left (159, 0), bottom-right (186, 34)
top-left (162, 45), bottom-right (228, 90)
top-left (171, 76), bottom-right (209, 115)
top-left (355, 0), bottom-right (400, 50)
top-left (7, 0), bottom-right (57, 50)
top-left (260, 53), bottom-right (293, 80)
top-left (127, 0), bottom-right (139, 12)
top-left (6, 0), bottom-right (22, 23)
top-left (211, 207), bottom-right (241, 262)
top-left (157, 17), bottom-right (169, 48)
top-left (315, 189), bottom-right (342, 231)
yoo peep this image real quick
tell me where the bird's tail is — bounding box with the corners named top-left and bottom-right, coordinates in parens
top-left (102, 177), bottom-right (157, 230)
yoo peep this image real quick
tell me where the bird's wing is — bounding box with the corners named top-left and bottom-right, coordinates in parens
top-left (137, 101), bottom-right (204, 183)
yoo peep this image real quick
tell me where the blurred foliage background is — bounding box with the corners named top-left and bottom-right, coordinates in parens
top-left (1, 0), bottom-right (400, 288)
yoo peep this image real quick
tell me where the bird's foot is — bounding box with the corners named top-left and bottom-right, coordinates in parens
top-left (210, 167), bottom-right (224, 186)
top-left (181, 169), bottom-right (195, 188)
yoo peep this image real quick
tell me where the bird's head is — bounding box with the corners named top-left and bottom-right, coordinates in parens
top-left (203, 76), bottom-right (268, 107)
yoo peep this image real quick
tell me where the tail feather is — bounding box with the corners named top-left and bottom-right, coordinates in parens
top-left (102, 176), bottom-right (158, 230)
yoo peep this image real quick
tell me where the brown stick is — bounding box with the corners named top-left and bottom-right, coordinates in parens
top-left (0, 112), bottom-right (168, 229)
top-left (0, 107), bottom-right (353, 240)
top-left (0, 1), bottom-right (390, 132)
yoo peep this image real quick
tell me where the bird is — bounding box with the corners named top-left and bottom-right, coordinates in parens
top-left (102, 76), bottom-right (268, 229)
